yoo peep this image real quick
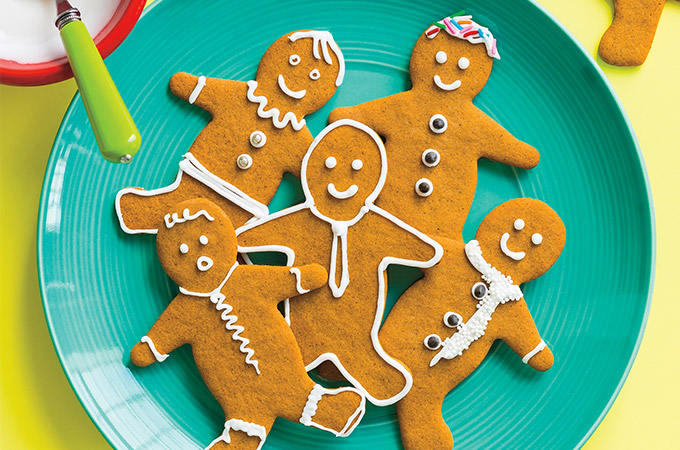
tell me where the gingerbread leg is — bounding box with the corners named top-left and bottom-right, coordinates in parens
top-left (295, 384), bottom-right (366, 437)
top-left (396, 385), bottom-right (452, 450)
top-left (206, 417), bottom-right (275, 450)
top-left (599, 0), bottom-right (665, 66)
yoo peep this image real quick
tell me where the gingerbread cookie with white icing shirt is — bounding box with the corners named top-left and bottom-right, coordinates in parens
top-left (130, 198), bottom-right (365, 449)
top-left (116, 30), bottom-right (345, 233)
top-left (329, 14), bottom-right (539, 242)
top-left (379, 198), bottom-right (565, 450)
top-left (236, 120), bottom-right (443, 407)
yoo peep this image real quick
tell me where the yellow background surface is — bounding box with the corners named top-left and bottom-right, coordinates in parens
top-left (1, 0), bottom-right (678, 448)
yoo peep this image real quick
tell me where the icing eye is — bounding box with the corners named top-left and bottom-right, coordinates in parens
top-left (309, 69), bottom-right (320, 80)
top-left (325, 156), bottom-right (337, 169)
top-left (179, 243), bottom-right (189, 254)
top-left (435, 51), bottom-right (447, 64)
top-left (415, 178), bottom-right (433, 197)
top-left (249, 130), bottom-right (266, 148)
top-left (289, 54), bottom-right (301, 66)
top-left (429, 114), bottom-right (447, 133)
top-left (532, 233), bottom-right (543, 245)
top-left (237, 154), bottom-right (253, 170)
top-left (424, 334), bottom-right (442, 350)
top-left (422, 149), bottom-right (440, 167)
top-left (197, 256), bottom-right (213, 272)
top-left (443, 312), bottom-right (462, 328)
top-left (352, 159), bottom-right (363, 170)
top-left (471, 282), bottom-right (488, 300)
top-left (458, 57), bottom-right (470, 70)
top-left (514, 219), bottom-right (525, 231)
top-left (199, 235), bottom-right (208, 245)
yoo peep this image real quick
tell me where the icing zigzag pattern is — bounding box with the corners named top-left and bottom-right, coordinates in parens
top-left (246, 80), bottom-right (306, 131)
top-left (210, 292), bottom-right (261, 374)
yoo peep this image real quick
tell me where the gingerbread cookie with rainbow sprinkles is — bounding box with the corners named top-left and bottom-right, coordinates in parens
top-left (379, 198), bottom-right (566, 450)
top-left (329, 13), bottom-right (539, 242)
top-left (130, 198), bottom-right (366, 450)
top-left (236, 120), bottom-right (443, 406)
top-left (116, 30), bottom-right (345, 234)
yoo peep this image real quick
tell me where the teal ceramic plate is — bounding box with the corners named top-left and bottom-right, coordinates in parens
top-left (38, 0), bottom-right (654, 448)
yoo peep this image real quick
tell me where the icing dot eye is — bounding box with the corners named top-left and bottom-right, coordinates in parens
top-left (237, 154), bottom-right (253, 170)
top-left (197, 256), bottom-right (213, 272)
top-left (325, 156), bottom-right (337, 169)
top-left (443, 312), bottom-right (462, 328)
top-left (532, 233), bottom-right (543, 245)
top-left (352, 159), bottom-right (363, 170)
top-left (458, 57), bottom-right (470, 70)
top-left (309, 69), bottom-right (320, 80)
top-left (289, 54), bottom-right (301, 66)
top-left (249, 130), bottom-right (266, 148)
top-left (415, 178), bottom-right (433, 197)
top-left (199, 235), bottom-right (208, 245)
top-left (514, 219), bottom-right (525, 231)
top-left (471, 282), bottom-right (488, 300)
top-left (435, 51), bottom-right (447, 64)
top-left (429, 114), bottom-right (447, 133)
top-left (421, 149), bottom-right (440, 167)
top-left (179, 243), bottom-right (189, 254)
top-left (424, 334), bottom-right (442, 350)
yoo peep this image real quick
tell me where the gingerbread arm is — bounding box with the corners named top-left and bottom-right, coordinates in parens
top-left (130, 296), bottom-right (191, 367)
top-left (240, 264), bottom-right (328, 303)
top-left (169, 72), bottom-right (237, 117)
top-left (473, 109), bottom-right (540, 170)
top-left (497, 299), bottom-right (553, 371)
top-left (328, 96), bottom-right (398, 139)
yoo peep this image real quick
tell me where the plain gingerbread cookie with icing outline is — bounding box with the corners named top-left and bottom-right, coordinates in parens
top-left (129, 198), bottom-right (365, 449)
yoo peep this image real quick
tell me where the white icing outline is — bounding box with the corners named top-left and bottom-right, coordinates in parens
top-left (299, 384), bottom-right (366, 437)
top-left (114, 152), bottom-right (269, 235)
top-left (522, 339), bottom-right (547, 364)
top-left (289, 267), bottom-right (310, 294)
top-left (424, 14), bottom-right (501, 60)
top-left (237, 154), bottom-right (253, 170)
top-left (289, 54), bottom-right (301, 66)
top-left (189, 75), bottom-right (206, 104)
top-left (351, 159), bottom-right (363, 170)
top-left (164, 207), bottom-right (214, 229)
top-left (207, 418), bottom-right (267, 450)
top-left (325, 156), bottom-right (337, 169)
top-left (500, 232), bottom-right (526, 261)
top-left (327, 183), bottom-right (358, 200)
top-left (236, 119), bottom-right (444, 406)
top-left (181, 263), bottom-right (260, 374)
top-left (197, 256), bottom-right (214, 272)
top-left (430, 241), bottom-right (523, 366)
top-left (421, 149), bottom-right (440, 168)
top-left (514, 218), bottom-right (525, 230)
top-left (140, 336), bottom-right (169, 362)
top-left (415, 178), bottom-right (433, 197)
top-left (309, 68), bottom-right (320, 80)
top-left (429, 114), bottom-right (448, 133)
top-left (277, 74), bottom-right (307, 100)
top-left (180, 243), bottom-right (189, 254)
top-left (532, 233), bottom-right (543, 245)
top-left (249, 130), bottom-right (266, 148)
top-left (435, 50), bottom-right (447, 64)
top-left (288, 30), bottom-right (345, 86)
top-left (433, 74), bottom-right (462, 91)
top-left (246, 80), bottom-right (306, 131)
top-left (458, 56), bottom-right (470, 70)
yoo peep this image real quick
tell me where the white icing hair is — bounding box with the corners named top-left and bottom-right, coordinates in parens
top-left (164, 208), bottom-right (214, 229)
top-left (288, 30), bottom-right (345, 86)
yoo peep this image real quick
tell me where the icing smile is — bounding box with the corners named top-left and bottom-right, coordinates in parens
top-left (278, 74), bottom-right (306, 99)
top-left (500, 233), bottom-right (525, 261)
top-left (433, 74), bottom-right (461, 91)
top-left (327, 183), bottom-right (358, 199)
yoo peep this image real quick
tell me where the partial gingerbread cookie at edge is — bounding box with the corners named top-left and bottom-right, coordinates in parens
top-left (380, 198), bottom-right (566, 450)
top-left (130, 198), bottom-right (365, 449)
top-left (599, 0), bottom-right (667, 66)
top-left (329, 14), bottom-right (539, 242)
top-left (116, 30), bottom-right (345, 233)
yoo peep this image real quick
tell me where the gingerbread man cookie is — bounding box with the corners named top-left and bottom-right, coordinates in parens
top-left (130, 198), bottom-right (365, 449)
top-left (236, 120), bottom-right (443, 406)
top-left (116, 30), bottom-right (345, 233)
top-left (379, 198), bottom-right (565, 449)
top-left (599, 0), bottom-right (669, 66)
top-left (329, 14), bottom-right (539, 242)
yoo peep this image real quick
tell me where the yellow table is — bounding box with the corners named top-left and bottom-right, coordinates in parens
top-left (1, 1), bottom-right (678, 448)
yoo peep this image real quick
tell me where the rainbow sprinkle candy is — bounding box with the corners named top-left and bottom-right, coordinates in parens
top-left (424, 13), bottom-right (500, 60)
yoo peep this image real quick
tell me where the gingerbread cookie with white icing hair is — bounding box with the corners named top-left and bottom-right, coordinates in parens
top-left (329, 14), bottom-right (539, 242)
top-left (236, 120), bottom-right (443, 407)
top-left (130, 198), bottom-right (365, 449)
top-left (116, 30), bottom-right (345, 234)
top-left (379, 198), bottom-right (565, 449)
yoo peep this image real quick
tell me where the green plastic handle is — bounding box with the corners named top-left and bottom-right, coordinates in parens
top-left (59, 20), bottom-right (141, 163)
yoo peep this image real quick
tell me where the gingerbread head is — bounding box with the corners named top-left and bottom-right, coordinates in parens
top-left (255, 30), bottom-right (345, 118)
top-left (410, 14), bottom-right (500, 99)
top-left (156, 199), bottom-right (237, 292)
top-left (300, 120), bottom-right (386, 222)
top-left (474, 198), bottom-right (566, 283)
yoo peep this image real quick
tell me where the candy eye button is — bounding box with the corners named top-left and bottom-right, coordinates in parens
top-left (415, 178), bottom-right (433, 197)
top-left (443, 312), bottom-right (462, 328)
top-left (424, 334), bottom-right (442, 350)
top-left (249, 131), bottom-right (266, 148)
top-left (422, 149), bottom-right (440, 167)
top-left (429, 114), bottom-right (447, 133)
top-left (237, 154), bottom-right (253, 170)
top-left (471, 281), bottom-right (488, 300)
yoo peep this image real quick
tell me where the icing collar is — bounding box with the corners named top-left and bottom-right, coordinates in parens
top-left (246, 80), bottom-right (306, 131)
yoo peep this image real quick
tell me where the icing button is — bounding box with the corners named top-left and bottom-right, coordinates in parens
top-left (237, 154), bottom-right (253, 170)
top-left (471, 281), bottom-right (488, 300)
top-left (424, 334), bottom-right (442, 350)
top-left (422, 149), bottom-right (440, 167)
top-left (249, 131), bottom-right (266, 148)
top-left (443, 312), bottom-right (462, 328)
top-left (429, 114), bottom-right (448, 133)
top-left (415, 178), bottom-right (433, 197)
